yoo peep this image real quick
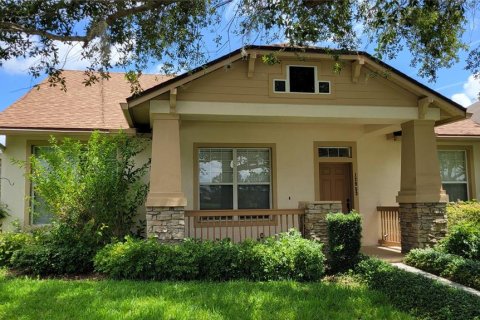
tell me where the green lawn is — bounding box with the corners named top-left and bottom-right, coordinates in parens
top-left (0, 270), bottom-right (412, 320)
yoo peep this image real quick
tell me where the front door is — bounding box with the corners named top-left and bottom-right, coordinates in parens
top-left (319, 163), bottom-right (353, 213)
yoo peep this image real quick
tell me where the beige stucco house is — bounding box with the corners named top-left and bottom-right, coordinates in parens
top-left (0, 45), bottom-right (476, 252)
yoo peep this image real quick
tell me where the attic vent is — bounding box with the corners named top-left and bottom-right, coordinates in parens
top-left (273, 65), bottom-right (332, 94)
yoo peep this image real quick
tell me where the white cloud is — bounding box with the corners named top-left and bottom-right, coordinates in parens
top-left (1, 36), bottom-right (127, 75)
top-left (452, 93), bottom-right (473, 107)
top-left (451, 75), bottom-right (480, 107)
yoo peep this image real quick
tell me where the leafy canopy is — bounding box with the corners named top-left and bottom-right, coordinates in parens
top-left (0, 0), bottom-right (478, 90)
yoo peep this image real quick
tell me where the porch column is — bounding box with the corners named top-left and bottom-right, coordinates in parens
top-left (396, 120), bottom-right (448, 253)
top-left (146, 114), bottom-right (187, 242)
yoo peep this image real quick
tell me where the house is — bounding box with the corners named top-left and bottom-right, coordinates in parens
top-left (0, 45), bottom-right (474, 253)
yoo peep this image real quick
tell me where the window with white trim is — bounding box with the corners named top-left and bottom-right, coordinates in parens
top-left (438, 150), bottom-right (469, 201)
top-left (198, 148), bottom-right (272, 210)
top-left (31, 146), bottom-right (54, 224)
top-left (273, 65), bottom-right (331, 94)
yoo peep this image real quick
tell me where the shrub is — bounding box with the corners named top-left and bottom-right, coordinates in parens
top-left (0, 232), bottom-right (33, 267)
top-left (356, 258), bottom-right (480, 320)
top-left (446, 201), bottom-right (480, 229)
top-left (94, 230), bottom-right (325, 281)
top-left (11, 223), bottom-right (103, 275)
top-left (326, 212), bottom-right (362, 273)
top-left (439, 224), bottom-right (480, 260)
top-left (405, 248), bottom-right (480, 290)
top-left (27, 131), bottom-right (150, 240)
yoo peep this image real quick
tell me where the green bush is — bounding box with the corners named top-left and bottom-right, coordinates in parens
top-left (94, 230), bottom-right (325, 281)
top-left (326, 212), bottom-right (362, 273)
top-left (0, 232), bottom-right (33, 267)
top-left (439, 224), bottom-right (480, 260)
top-left (446, 201), bottom-right (480, 229)
top-left (356, 258), bottom-right (480, 320)
top-left (405, 248), bottom-right (480, 290)
top-left (11, 223), bottom-right (103, 275)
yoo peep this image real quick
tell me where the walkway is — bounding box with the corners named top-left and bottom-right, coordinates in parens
top-left (360, 246), bottom-right (404, 262)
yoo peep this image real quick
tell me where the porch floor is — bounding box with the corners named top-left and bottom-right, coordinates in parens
top-left (360, 246), bottom-right (404, 263)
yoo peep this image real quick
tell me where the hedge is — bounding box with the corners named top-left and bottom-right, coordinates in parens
top-left (356, 258), bottom-right (480, 320)
top-left (405, 248), bottom-right (480, 290)
top-left (0, 232), bottom-right (33, 267)
top-left (94, 230), bottom-right (325, 281)
top-left (326, 212), bottom-right (362, 273)
top-left (439, 224), bottom-right (480, 260)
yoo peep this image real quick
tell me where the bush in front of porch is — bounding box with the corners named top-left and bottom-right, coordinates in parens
top-left (326, 212), bottom-right (362, 274)
top-left (94, 230), bottom-right (325, 281)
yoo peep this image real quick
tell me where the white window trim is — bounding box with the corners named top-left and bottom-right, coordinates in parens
top-left (198, 147), bottom-right (272, 210)
top-left (272, 65), bottom-right (331, 94)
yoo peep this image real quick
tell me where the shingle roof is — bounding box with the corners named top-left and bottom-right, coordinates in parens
top-left (436, 102), bottom-right (480, 136)
top-left (0, 71), bottom-right (170, 131)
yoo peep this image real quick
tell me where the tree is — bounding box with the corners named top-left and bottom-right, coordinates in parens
top-left (0, 0), bottom-right (479, 92)
top-left (29, 131), bottom-right (150, 239)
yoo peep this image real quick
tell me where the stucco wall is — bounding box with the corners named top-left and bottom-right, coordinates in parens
top-left (1, 135), bottom-right (28, 230)
top-left (180, 120), bottom-right (402, 245)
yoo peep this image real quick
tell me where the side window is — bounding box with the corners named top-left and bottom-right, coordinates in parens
top-left (438, 150), bottom-right (469, 201)
top-left (31, 146), bottom-right (54, 225)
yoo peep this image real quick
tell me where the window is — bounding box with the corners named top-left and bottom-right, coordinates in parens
top-left (289, 66), bottom-right (315, 93)
top-left (318, 147), bottom-right (352, 158)
top-left (318, 81), bottom-right (330, 94)
top-left (198, 148), bottom-right (272, 210)
top-left (438, 150), bottom-right (469, 201)
top-left (31, 146), bottom-right (54, 224)
top-left (274, 80), bottom-right (286, 92)
top-left (273, 66), bottom-right (331, 94)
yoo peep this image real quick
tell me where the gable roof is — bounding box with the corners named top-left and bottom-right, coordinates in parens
top-left (126, 45), bottom-right (466, 118)
top-left (436, 101), bottom-right (480, 137)
top-left (0, 71), bottom-right (170, 132)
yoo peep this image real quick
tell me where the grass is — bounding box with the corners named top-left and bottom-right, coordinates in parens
top-left (0, 270), bottom-right (412, 320)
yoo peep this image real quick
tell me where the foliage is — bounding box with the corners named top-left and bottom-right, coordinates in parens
top-left (0, 1), bottom-right (478, 89)
top-left (10, 223), bottom-right (104, 275)
top-left (405, 248), bottom-right (480, 290)
top-left (29, 131), bottom-right (149, 240)
top-left (439, 224), bottom-right (480, 260)
top-left (0, 232), bottom-right (33, 267)
top-left (356, 258), bottom-right (480, 320)
top-left (0, 272), bottom-right (414, 320)
top-left (0, 202), bottom-right (8, 220)
top-left (94, 230), bottom-right (325, 281)
top-left (446, 201), bottom-right (480, 229)
top-left (326, 212), bottom-right (362, 273)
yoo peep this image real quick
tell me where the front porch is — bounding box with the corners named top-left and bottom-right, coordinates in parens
top-left (143, 117), bottom-right (449, 253)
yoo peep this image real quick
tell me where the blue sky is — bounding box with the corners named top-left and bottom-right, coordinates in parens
top-left (1, 8), bottom-right (479, 111)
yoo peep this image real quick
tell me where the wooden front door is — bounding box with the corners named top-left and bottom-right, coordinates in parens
top-left (319, 163), bottom-right (353, 213)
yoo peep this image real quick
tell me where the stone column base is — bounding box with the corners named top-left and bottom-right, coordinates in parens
top-left (299, 201), bottom-right (342, 245)
top-left (398, 202), bottom-right (447, 253)
top-left (146, 206), bottom-right (185, 243)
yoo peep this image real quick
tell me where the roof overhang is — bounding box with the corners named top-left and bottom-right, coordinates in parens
top-left (0, 127), bottom-right (137, 135)
top-left (126, 45), bottom-right (466, 127)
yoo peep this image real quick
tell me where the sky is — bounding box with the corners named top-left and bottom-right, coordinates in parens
top-left (1, 6), bottom-right (479, 111)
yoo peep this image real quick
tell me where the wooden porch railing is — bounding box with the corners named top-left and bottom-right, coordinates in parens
top-left (377, 206), bottom-right (401, 246)
top-left (185, 209), bottom-right (305, 242)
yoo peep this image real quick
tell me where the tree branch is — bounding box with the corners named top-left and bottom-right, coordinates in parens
top-left (0, 22), bottom-right (89, 42)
